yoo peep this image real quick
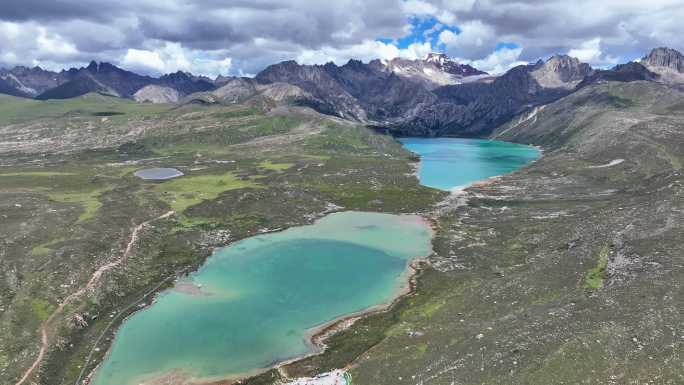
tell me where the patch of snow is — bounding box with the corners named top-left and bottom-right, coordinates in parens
top-left (1, 73), bottom-right (37, 95)
top-left (588, 159), bottom-right (625, 168)
top-left (493, 105), bottom-right (546, 139)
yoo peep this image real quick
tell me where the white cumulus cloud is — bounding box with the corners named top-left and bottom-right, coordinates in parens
top-left (122, 42), bottom-right (231, 77)
top-left (568, 38), bottom-right (618, 67)
top-left (459, 47), bottom-right (527, 74)
top-left (438, 20), bottom-right (497, 59)
top-left (296, 39), bottom-right (433, 65)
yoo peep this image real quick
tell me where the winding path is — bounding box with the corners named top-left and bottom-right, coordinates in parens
top-left (13, 210), bottom-right (175, 385)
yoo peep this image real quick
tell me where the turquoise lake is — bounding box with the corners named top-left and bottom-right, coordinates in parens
top-left (398, 138), bottom-right (540, 191)
top-left (91, 212), bottom-right (433, 385)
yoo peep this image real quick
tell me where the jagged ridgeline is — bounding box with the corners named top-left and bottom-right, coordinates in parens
top-left (2, 47), bottom-right (683, 137)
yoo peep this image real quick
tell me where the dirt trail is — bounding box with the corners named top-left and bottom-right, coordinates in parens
top-left (232, 122), bottom-right (322, 148)
top-left (13, 210), bottom-right (175, 385)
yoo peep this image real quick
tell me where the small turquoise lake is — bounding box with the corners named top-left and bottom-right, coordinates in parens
top-left (91, 212), bottom-right (433, 385)
top-left (398, 138), bottom-right (540, 191)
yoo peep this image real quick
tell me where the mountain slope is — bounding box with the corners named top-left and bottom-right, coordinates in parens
top-left (0, 66), bottom-right (69, 97)
top-left (255, 54), bottom-right (492, 124)
top-left (0, 76), bottom-right (31, 98)
top-left (182, 77), bottom-right (319, 110)
top-left (35, 73), bottom-right (118, 100)
top-left (577, 61), bottom-right (658, 88)
top-left (272, 79), bottom-right (684, 385)
top-left (392, 55), bottom-right (593, 136)
top-left (256, 60), bottom-right (368, 119)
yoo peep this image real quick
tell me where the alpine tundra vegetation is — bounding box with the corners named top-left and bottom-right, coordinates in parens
top-left (0, 2), bottom-right (683, 385)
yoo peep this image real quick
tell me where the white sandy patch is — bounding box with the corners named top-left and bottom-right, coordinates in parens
top-left (588, 159), bottom-right (625, 168)
top-left (282, 369), bottom-right (349, 385)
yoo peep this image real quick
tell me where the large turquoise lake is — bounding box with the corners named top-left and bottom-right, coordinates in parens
top-left (91, 212), bottom-right (433, 385)
top-left (398, 138), bottom-right (540, 191)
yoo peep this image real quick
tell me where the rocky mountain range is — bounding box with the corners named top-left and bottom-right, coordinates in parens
top-left (1, 48), bottom-right (683, 137)
top-left (0, 61), bottom-right (215, 100)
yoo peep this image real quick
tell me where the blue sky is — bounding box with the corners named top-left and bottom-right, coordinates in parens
top-left (378, 16), bottom-right (459, 50)
top-left (372, 16), bottom-right (526, 73)
top-left (382, 16), bottom-right (521, 54)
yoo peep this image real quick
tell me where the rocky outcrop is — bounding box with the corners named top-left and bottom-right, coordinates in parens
top-left (133, 85), bottom-right (180, 104)
top-left (182, 77), bottom-right (320, 109)
top-left (531, 55), bottom-right (593, 89)
top-left (211, 78), bottom-right (258, 102)
top-left (642, 47), bottom-right (684, 72)
top-left (577, 62), bottom-right (658, 88)
top-left (157, 71), bottom-right (215, 95)
top-left (256, 82), bottom-right (313, 102)
top-left (640, 47), bottom-right (684, 83)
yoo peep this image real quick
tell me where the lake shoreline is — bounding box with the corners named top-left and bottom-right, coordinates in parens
top-left (85, 212), bottom-right (436, 385)
top-left (305, 214), bottom-right (436, 352)
top-left (183, 219), bottom-right (436, 385)
top-left (81, 207), bottom-right (345, 385)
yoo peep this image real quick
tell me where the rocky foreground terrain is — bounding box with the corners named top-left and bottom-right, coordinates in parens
top-left (0, 48), bottom-right (683, 385)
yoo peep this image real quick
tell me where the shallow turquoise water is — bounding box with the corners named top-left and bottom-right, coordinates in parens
top-left (91, 212), bottom-right (432, 385)
top-left (398, 138), bottom-right (540, 191)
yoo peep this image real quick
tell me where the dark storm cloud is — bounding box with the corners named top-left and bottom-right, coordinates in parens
top-left (0, 0), bottom-right (126, 21)
top-left (137, 1), bottom-right (407, 50)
